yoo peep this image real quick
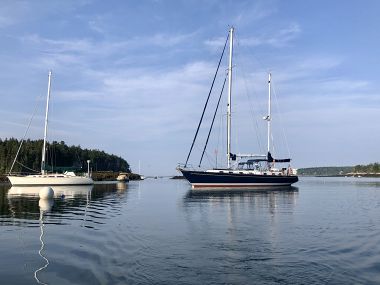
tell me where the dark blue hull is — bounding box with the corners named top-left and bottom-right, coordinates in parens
top-left (179, 169), bottom-right (298, 189)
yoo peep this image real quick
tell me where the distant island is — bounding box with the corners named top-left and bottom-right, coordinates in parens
top-left (0, 138), bottom-right (137, 182)
top-left (298, 163), bottom-right (380, 177)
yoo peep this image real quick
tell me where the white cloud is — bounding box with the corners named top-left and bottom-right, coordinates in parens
top-left (232, 0), bottom-right (277, 26)
top-left (205, 23), bottom-right (301, 49)
top-left (1, 0), bottom-right (380, 174)
top-left (240, 23), bottom-right (301, 48)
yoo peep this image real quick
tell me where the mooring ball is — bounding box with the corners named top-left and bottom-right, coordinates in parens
top-left (39, 186), bottom-right (54, 199)
top-left (39, 198), bottom-right (54, 211)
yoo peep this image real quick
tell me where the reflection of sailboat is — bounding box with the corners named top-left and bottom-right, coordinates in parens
top-left (185, 186), bottom-right (299, 199)
top-left (183, 187), bottom-right (299, 217)
top-left (8, 185), bottom-right (93, 198)
top-left (7, 71), bottom-right (93, 186)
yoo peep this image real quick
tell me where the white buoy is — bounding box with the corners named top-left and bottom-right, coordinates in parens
top-left (39, 186), bottom-right (54, 199)
top-left (39, 198), bottom-right (54, 212)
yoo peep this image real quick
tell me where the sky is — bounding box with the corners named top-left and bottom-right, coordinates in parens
top-left (0, 0), bottom-right (379, 176)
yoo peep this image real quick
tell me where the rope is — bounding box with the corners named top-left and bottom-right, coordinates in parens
top-left (199, 75), bottom-right (227, 167)
top-left (272, 82), bottom-right (291, 158)
top-left (8, 96), bottom-right (42, 174)
top-left (234, 34), bottom-right (265, 154)
top-left (15, 161), bottom-right (40, 173)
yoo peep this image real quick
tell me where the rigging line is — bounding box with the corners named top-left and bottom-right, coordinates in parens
top-left (199, 75), bottom-right (227, 167)
top-left (272, 82), bottom-right (291, 158)
top-left (8, 96), bottom-right (42, 175)
top-left (15, 161), bottom-right (40, 173)
top-left (215, 105), bottom-right (224, 168)
top-left (234, 34), bottom-right (264, 154)
top-left (202, 145), bottom-right (214, 168)
top-left (184, 32), bottom-right (229, 167)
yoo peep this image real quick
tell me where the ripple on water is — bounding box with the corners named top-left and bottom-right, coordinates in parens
top-left (2, 179), bottom-right (380, 284)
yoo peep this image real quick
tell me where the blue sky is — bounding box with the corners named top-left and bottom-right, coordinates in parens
top-left (0, 0), bottom-right (379, 175)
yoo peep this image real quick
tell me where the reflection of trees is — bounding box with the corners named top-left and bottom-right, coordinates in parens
top-left (0, 183), bottom-right (128, 223)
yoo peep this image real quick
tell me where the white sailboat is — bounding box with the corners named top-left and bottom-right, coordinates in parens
top-left (7, 71), bottom-right (93, 186)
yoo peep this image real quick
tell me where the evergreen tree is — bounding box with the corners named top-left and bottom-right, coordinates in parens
top-left (0, 138), bottom-right (130, 174)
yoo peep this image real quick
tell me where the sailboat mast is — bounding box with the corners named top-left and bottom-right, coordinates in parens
top-left (227, 27), bottom-right (234, 168)
top-left (41, 70), bottom-right (52, 175)
top-left (267, 73), bottom-right (272, 153)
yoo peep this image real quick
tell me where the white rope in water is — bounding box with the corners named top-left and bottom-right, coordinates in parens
top-left (34, 211), bottom-right (49, 285)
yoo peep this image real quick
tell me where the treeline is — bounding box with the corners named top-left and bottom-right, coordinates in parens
top-left (0, 138), bottom-right (130, 174)
top-left (298, 163), bottom-right (380, 176)
top-left (298, 166), bottom-right (353, 176)
top-left (353, 163), bottom-right (380, 173)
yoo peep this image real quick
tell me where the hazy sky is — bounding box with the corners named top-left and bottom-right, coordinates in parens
top-left (0, 0), bottom-right (379, 175)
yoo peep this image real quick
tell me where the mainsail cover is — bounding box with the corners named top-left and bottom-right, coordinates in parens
top-left (267, 152), bottom-right (291, 163)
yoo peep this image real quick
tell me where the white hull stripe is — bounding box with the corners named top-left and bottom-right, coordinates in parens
top-left (191, 182), bottom-right (292, 189)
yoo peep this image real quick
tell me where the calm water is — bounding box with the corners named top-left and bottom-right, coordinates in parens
top-left (0, 177), bottom-right (380, 284)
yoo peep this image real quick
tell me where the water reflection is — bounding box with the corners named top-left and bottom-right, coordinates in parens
top-left (116, 181), bottom-right (128, 192)
top-left (8, 185), bottom-right (93, 198)
top-left (4, 185), bottom-right (93, 223)
top-left (0, 183), bottom-right (130, 284)
top-left (1, 183), bottom-right (129, 225)
top-left (184, 187), bottom-right (299, 215)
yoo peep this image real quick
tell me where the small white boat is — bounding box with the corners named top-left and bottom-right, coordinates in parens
top-left (116, 173), bottom-right (129, 182)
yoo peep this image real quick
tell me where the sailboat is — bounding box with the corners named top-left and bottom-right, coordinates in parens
top-left (7, 71), bottom-right (94, 186)
top-left (178, 27), bottom-right (298, 189)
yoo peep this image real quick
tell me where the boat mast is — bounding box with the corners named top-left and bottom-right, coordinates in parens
top-left (227, 27), bottom-right (234, 168)
top-left (267, 72), bottom-right (271, 154)
top-left (41, 70), bottom-right (52, 175)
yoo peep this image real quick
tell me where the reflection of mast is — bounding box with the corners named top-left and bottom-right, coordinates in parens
top-left (34, 199), bottom-right (53, 285)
